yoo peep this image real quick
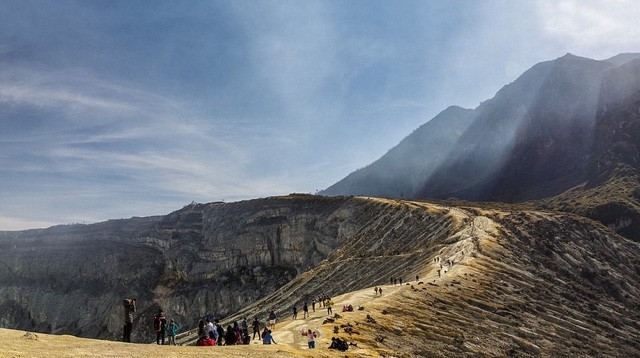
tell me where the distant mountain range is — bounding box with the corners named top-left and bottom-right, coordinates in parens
top-left (322, 53), bottom-right (640, 238)
top-left (323, 53), bottom-right (640, 201)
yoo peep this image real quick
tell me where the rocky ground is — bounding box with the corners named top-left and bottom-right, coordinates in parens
top-left (2, 196), bottom-right (640, 356)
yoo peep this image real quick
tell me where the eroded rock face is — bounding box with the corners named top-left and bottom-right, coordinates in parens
top-left (0, 195), bottom-right (390, 342)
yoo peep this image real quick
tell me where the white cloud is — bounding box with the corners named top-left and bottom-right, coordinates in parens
top-left (0, 215), bottom-right (58, 231)
top-left (536, 0), bottom-right (640, 54)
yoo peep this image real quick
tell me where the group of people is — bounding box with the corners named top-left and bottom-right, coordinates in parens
top-left (121, 295), bottom-right (350, 349)
top-left (195, 314), bottom-right (278, 346)
top-left (291, 296), bottom-right (335, 319)
top-left (153, 309), bottom-right (179, 345)
top-left (373, 286), bottom-right (383, 296)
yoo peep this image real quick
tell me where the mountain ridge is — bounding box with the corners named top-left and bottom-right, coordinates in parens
top-left (322, 53), bottom-right (640, 240)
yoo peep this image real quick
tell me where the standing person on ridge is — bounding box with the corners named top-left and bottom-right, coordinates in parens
top-left (326, 297), bottom-right (334, 315)
top-left (154, 310), bottom-right (167, 345)
top-left (268, 309), bottom-right (277, 330)
top-left (303, 301), bottom-right (309, 319)
top-left (166, 319), bottom-right (179, 346)
top-left (252, 316), bottom-right (262, 340)
top-left (122, 298), bottom-right (136, 342)
top-left (292, 304), bottom-right (298, 320)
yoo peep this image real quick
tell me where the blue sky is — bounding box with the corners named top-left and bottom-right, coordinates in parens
top-left (2, 0), bottom-right (640, 230)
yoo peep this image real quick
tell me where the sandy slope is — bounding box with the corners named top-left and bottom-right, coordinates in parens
top-left (0, 278), bottom-right (427, 357)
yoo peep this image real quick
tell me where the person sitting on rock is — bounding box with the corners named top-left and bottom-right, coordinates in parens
top-left (263, 330), bottom-right (277, 344)
top-left (329, 337), bottom-right (348, 351)
top-left (196, 331), bottom-right (215, 346)
top-left (225, 325), bottom-right (237, 345)
top-left (215, 319), bottom-right (225, 345)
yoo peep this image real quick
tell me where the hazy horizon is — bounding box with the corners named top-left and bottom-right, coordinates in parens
top-left (2, 0), bottom-right (640, 230)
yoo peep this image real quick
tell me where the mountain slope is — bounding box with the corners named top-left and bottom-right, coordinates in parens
top-left (3, 196), bottom-right (640, 356)
top-left (181, 200), bottom-right (640, 356)
top-left (323, 53), bottom-right (640, 205)
top-left (321, 105), bottom-right (475, 198)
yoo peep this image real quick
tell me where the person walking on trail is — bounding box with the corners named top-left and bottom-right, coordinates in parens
top-left (268, 309), bottom-right (277, 330)
top-left (379, 287), bottom-right (383, 295)
top-left (303, 302), bottom-right (309, 319)
top-left (312, 299), bottom-right (316, 312)
top-left (416, 275), bottom-right (419, 281)
top-left (154, 310), bottom-right (167, 345)
top-left (122, 298), bottom-right (136, 342)
top-left (252, 316), bottom-right (262, 340)
top-left (306, 328), bottom-right (317, 349)
top-left (292, 304), bottom-right (298, 320)
top-left (167, 319), bottom-right (179, 346)
top-left (374, 286), bottom-right (379, 296)
top-left (326, 298), bottom-right (334, 315)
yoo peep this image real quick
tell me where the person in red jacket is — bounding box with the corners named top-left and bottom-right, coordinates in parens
top-left (196, 331), bottom-right (216, 346)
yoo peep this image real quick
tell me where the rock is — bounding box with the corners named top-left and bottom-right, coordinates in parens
top-left (22, 332), bottom-right (38, 340)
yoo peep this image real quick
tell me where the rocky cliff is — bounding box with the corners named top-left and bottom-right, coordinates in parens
top-left (0, 195), bottom-right (457, 342)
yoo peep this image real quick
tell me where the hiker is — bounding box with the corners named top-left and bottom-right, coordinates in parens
top-left (400, 278), bottom-right (403, 285)
top-left (306, 328), bottom-right (316, 348)
top-left (268, 309), bottom-right (277, 330)
top-left (312, 299), bottom-right (316, 312)
top-left (326, 298), bottom-right (333, 315)
top-left (263, 329), bottom-right (277, 344)
top-left (241, 317), bottom-right (249, 336)
top-left (197, 319), bottom-right (206, 338)
top-left (379, 287), bottom-right (383, 295)
top-left (167, 319), bottom-right (179, 346)
top-left (205, 318), bottom-right (215, 339)
top-left (154, 310), bottom-right (167, 345)
top-left (122, 298), bottom-right (136, 342)
top-left (329, 337), bottom-right (348, 351)
top-left (292, 304), bottom-right (298, 319)
top-left (390, 276), bottom-right (393, 284)
top-left (252, 316), bottom-right (262, 340)
top-left (374, 286), bottom-right (378, 296)
top-left (233, 322), bottom-right (242, 344)
top-left (303, 302), bottom-right (309, 319)
top-left (241, 330), bottom-right (251, 345)
top-left (225, 325), bottom-right (237, 345)
top-left (416, 275), bottom-right (419, 281)
top-left (196, 331), bottom-right (215, 346)
top-left (215, 319), bottom-right (224, 345)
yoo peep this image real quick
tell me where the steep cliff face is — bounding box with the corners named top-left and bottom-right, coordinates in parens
top-left (0, 195), bottom-right (439, 342)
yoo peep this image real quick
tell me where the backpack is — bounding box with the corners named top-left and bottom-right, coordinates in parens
top-left (153, 316), bottom-right (161, 332)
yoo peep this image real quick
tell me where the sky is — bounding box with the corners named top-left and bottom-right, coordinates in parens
top-left (2, 0), bottom-right (640, 230)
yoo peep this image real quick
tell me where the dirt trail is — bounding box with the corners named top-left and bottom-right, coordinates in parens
top-left (270, 283), bottom-right (403, 349)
